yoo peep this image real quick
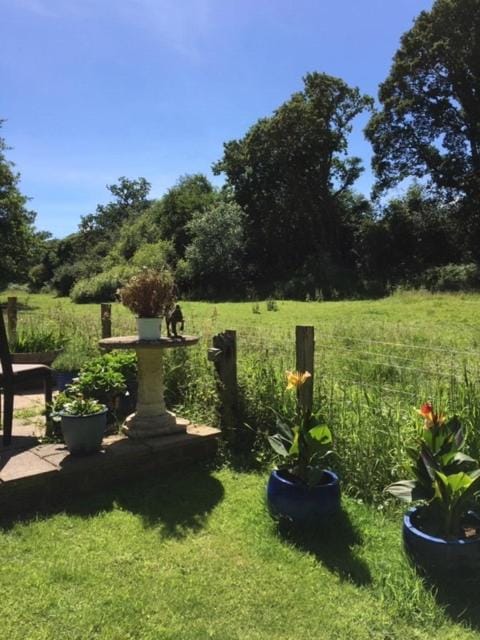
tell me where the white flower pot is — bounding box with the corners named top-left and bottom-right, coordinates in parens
top-left (136, 317), bottom-right (162, 340)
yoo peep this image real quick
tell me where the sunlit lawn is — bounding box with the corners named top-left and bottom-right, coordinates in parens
top-left (1, 466), bottom-right (479, 640)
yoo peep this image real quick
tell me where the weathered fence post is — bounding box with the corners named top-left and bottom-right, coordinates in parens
top-left (295, 325), bottom-right (315, 413)
top-left (208, 330), bottom-right (238, 437)
top-left (7, 296), bottom-right (17, 346)
top-left (101, 303), bottom-right (112, 339)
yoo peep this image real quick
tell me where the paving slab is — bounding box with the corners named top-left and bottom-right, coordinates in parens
top-left (13, 393), bottom-right (45, 411)
top-left (0, 424), bottom-right (221, 519)
top-left (0, 450), bottom-right (57, 483)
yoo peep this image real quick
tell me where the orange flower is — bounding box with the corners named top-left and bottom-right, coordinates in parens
top-left (286, 370), bottom-right (312, 390)
top-left (417, 402), bottom-right (445, 428)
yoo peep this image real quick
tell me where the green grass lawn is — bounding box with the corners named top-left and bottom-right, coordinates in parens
top-left (3, 289), bottom-right (480, 637)
top-left (0, 466), bottom-right (478, 640)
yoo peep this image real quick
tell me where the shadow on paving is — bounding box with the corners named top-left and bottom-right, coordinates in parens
top-left (0, 464), bottom-right (224, 538)
top-left (277, 508), bottom-right (372, 587)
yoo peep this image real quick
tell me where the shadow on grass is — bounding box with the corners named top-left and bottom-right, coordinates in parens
top-left (0, 464), bottom-right (224, 539)
top-left (425, 573), bottom-right (480, 630)
top-left (115, 466), bottom-right (224, 538)
top-left (277, 508), bottom-right (372, 587)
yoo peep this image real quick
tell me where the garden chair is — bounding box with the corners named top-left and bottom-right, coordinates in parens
top-left (0, 311), bottom-right (53, 446)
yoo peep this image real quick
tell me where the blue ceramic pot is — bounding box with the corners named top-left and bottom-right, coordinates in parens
top-left (267, 468), bottom-right (340, 523)
top-left (403, 506), bottom-right (480, 575)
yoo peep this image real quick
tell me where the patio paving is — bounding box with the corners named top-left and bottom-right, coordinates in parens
top-left (0, 393), bottom-right (220, 520)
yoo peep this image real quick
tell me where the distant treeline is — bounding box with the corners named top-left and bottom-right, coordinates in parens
top-left (2, 0), bottom-right (480, 301)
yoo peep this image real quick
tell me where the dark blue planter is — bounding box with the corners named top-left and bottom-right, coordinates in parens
top-left (267, 468), bottom-right (340, 524)
top-left (55, 371), bottom-right (78, 392)
top-left (403, 507), bottom-right (480, 575)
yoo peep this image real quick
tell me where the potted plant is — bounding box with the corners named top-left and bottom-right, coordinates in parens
top-left (52, 344), bottom-right (94, 391)
top-left (387, 402), bottom-right (480, 575)
top-left (119, 268), bottom-right (175, 340)
top-left (266, 370), bottom-right (340, 524)
top-left (10, 324), bottom-right (66, 366)
top-left (67, 356), bottom-right (127, 431)
top-left (52, 393), bottom-right (107, 455)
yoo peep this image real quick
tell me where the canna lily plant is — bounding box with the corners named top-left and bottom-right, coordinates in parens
top-left (387, 402), bottom-right (480, 539)
top-left (268, 370), bottom-right (333, 487)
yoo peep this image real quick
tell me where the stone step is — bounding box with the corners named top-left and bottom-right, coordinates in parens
top-left (0, 424), bottom-right (220, 521)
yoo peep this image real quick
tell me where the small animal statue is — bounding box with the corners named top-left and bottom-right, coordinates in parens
top-left (166, 304), bottom-right (184, 337)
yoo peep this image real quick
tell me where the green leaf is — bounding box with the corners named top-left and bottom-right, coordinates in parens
top-left (275, 417), bottom-right (294, 443)
top-left (307, 424), bottom-right (332, 445)
top-left (268, 434), bottom-right (290, 458)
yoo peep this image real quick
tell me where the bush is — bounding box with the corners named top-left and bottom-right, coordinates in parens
top-left (421, 263), bottom-right (480, 292)
top-left (70, 266), bottom-right (135, 303)
top-left (50, 264), bottom-right (81, 297)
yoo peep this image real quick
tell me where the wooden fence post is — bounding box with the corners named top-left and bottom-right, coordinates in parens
top-left (101, 303), bottom-right (112, 339)
top-left (208, 329), bottom-right (238, 436)
top-left (295, 325), bottom-right (315, 413)
top-left (7, 297), bottom-right (17, 346)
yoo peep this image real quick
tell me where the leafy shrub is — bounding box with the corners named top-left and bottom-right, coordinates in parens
top-left (70, 267), bottom-right (135, 303)
top-left (50, 264), bottom-right (81, 297)
top-left (130, 240), bottom-right (175, 270)
top-left (71, 357), bottom-right (126, 404)
top-left (421, 263), bottom-right (480, 293)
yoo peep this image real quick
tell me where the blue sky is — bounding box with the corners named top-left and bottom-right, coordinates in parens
top-left (1, 0), bottom-right (433, 238)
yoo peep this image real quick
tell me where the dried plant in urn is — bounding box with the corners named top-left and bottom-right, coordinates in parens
top-left (119, 268), bottom-right (175, 339)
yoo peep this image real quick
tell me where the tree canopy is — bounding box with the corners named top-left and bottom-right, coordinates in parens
top-left (366, 0), bottom-right (480, 200)
top-left (213, 72), bottom-right (373, 285)
top-left (0, 124), bottom-right (43, 288)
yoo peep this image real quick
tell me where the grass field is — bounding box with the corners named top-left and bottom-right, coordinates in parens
top-left (4, 288), bottom-right (480, 501)
top-left (1, 466), bottom-right (479, 640)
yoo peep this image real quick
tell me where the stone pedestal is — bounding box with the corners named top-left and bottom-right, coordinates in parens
top-left (98, 335), bottom-right (199, 439)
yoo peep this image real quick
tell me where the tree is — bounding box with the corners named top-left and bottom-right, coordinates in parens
top-left (155, 174), bottom-right (216, 260)
top-left (356, 185), bottom-right (461, 286)
top-left (179, 200), bottom-right (246, 297)
top-left (366, 0), bottom-right (480, 201)
top-left (0, 123), bottom-right (41, 288)
top-left (213, 72), bottom-right (373, 285)
top-left (80, 177), bottom-right (151, 237)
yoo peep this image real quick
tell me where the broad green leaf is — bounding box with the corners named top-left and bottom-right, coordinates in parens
top-left (268, 434), bottom-right (290, 458)
top-left (307, 424), bottom-right (332, 445)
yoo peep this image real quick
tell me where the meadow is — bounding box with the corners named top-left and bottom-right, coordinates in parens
top-left (4, 288), bottom-right (480, 502)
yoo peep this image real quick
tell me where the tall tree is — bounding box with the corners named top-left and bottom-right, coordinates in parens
top-left (213, 72), bottom-right (373, 284)
top-left (80, 177), bottom-right (151, 237)
top-left (366, 0), bottom-right (480, 200)
top-left (155, 174), bottom-right (216, 260)
top-left (180, 199), bottom-right (246, 297)
top-left (0, 123), bottom-right (41, 288)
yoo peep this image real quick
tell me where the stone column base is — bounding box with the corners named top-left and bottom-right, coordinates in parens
top-left (122, 411), bottom-right (188, 439)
